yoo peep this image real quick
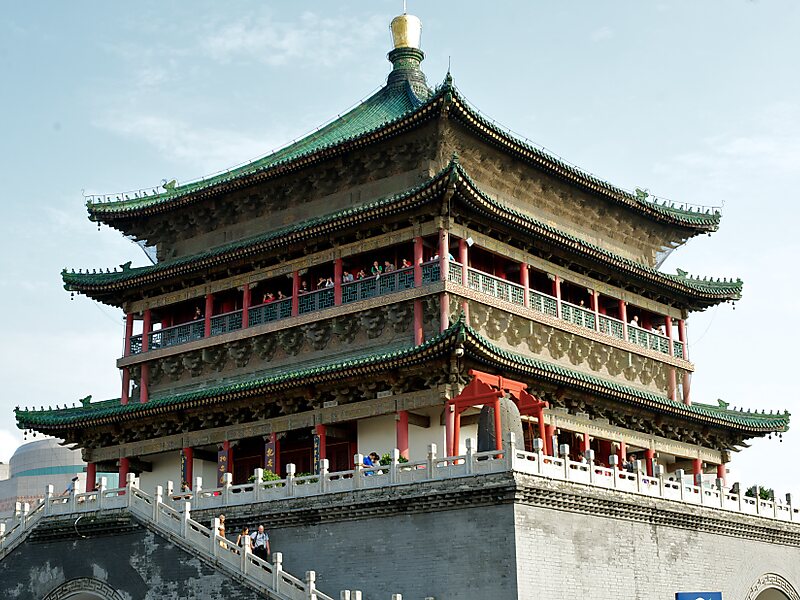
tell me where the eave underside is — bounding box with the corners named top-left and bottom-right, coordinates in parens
top-left (16, 322), bottom-right (788, 451)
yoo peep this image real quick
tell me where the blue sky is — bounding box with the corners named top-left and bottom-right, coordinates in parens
top-left (1, 1), bottom-right (798, 497)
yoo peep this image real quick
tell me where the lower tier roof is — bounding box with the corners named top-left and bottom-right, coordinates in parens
top-left (15, 319), bottom-right (788, 439)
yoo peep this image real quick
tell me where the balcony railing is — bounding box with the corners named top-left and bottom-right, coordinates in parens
top-left (560, 301), bottom-right (596, 331)
top-left (298, 288), bottom-right (335, 314)
top-left (125, 258), bottom-right (686, 363)
top-left (148, 320), bottom-right (204, 351)
top-left (210, 310), bottom-right (243, 337)
top-left (248, 298), bottom-right (292, 327)
top-left (466, 267), bottom-right (525, 307)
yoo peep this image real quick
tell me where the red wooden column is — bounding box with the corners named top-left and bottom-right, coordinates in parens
top-left (182, 447), bottom-right (194, 490)
top-left (204, 293), bottom-right (214, 337)
top-left (664, 316), bottom-right (674, 354)
top-left (413, 237), bottom-right (424, 345)
top-left (617, 440), bottom-right (627, 464)
top-left (119, 457), bottom-right (130, 487)
top-left (123, 313), bottom-right (134, 356)
top-left (619, 299), bottom-right (628, 341)
top-left (581, 433), bottom-right (590, 454)
top-left (591, 290), bottom-right (600, 331)
top-left (439, 229), bottom-right (450, 333)
top-left (396, 411), bottom-right (410, 459)
top-left (520, 263), bottom-right (530, 308)
top-left (141, 309), bottom-right (152, 352)
top-left (334, 258), bottom-right (343, 306)
top-left (315, 424), bottom-right (327, 461)
top-left (445, 404), bottom-right (455, 456)
top-left (716, 463), bottom-right (727, 486)
top-left (242, 284), bottom-right (251, 329)
top-left (291, 271), bottom-right (300, 317)
top-left (678, 319), bottom-right (689, 359)
top-left (692, 458), bottom-right (703, 485)
top-left (458, 238), bottom-right (469, 320)
top-left (121, 313), bottom-right (134, 405)
top-left (140, 363), bottom-right (150, 403)
top-left (552, 275), bottom-right (562, 318)
top-left (86, 462), bottom-right (97, 492)
top-left (644, 448), bottom-right (655, 477)
top-left (678, 318), bottom-right (692, 405)
top-left (544, 424), bottom-right (556, 456)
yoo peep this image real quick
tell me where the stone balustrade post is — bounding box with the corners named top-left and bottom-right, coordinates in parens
top-left (20, 504), bottom-right (30, 530)
top-left (0, 523), bottom-right (5, 539)
top-left (181, 502), bottom-right (191, 536)
top-left (166, 480), bottom-right (174, 498)
top-left (353, 455), bottom-right (363, 489)
top-left (340, 592), bottom-right (351, 600)
top-left (532, 438), bottom-right (544, 475)
top-left (153, 486), bottom-right (163, 523)
top-left (559, 443), bottom-right (570, 478)
top-left (465, 438), bottom-right (474, 475)
top-left (44, 485), bottom-right (54, 516)
top-left (305, 570), bottom-right (317, 599)
top-left (125, 472), bottom-right (136, 507)
top-left (97, 477), bottom-right (106, 510)
top-left (273, 552), bottom-right (284, 592)
top-left (241, 532), bottom-right (251, 573)
top-left (392, 595), bottom-right (403, 600)
top-left (427, 443), bottom-right (438, 480)
top-left (194, 477), bottom-right (203, 507)
top-left (390, 449), bottom-right (400, 484)
top-left (285, 464), bottom-right (296, 497)
top-left (351, 592), bottom-right (362, 600)
top-left (505, 432), bottom-right (516, 471)
top-left (675, 469), bottom-right (685, 500)
top-left (715, 478), bottom-right (726, 508)
top-left (609, 455), bottom-right (620, 489)
top-left (319, 459), bottom-right (330, 493)
top-left (211, 517), bottom-right (221, 555)
top-left (755, 486), bottom-right (761, 515)
top-left (222, 472), bottom-right (233, 505)
top-left (253, 468), bottom-right (264, 502)
top-left (585, 449), bottom-right (595, 484)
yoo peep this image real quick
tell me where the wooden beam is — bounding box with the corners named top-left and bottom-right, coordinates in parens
top-left (407, 412), bottom-right (431, 428)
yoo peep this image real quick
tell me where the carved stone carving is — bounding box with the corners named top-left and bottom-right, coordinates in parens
top-left (182, 351), bottom-right (204, 377)
top-left (278, 329), bottom-right (305, 356)
top-left (304, 321), bottom-right (332, 351)
top-left (744, 573), bottom-right (800, 600)
top-left (525, 325), bottom-right (551, 354)
top-left (227, 339), bottom-right (253, 368)
top-left (253, 335), bottom-right (277, 362)
top-left (333, 316), bottom-right (359, 344)
top-left (386, 302), bottom-right (413, 334)
top-left (547, 332), bottom-right (570, 360)
top-left (360, 308), bottom-right (386, 339)
top-left (202, 346), bottom-right (227, 371)
top-left (161, 355), bottom-right (185, 382)
top-left (485, 307), bottom-right (512, 340)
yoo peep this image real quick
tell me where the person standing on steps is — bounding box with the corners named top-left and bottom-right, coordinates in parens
top-left (250, 524), bottom-right (270, 561)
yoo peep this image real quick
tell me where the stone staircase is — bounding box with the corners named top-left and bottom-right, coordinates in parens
top-left (0, 477), bottom-right (403, 600)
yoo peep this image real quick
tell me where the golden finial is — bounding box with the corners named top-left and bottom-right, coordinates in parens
top-left (391, 4), bottom-right (421, 50)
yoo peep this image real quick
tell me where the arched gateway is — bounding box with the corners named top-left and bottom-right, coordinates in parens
top-left (42, 578), bottom-right (124, 600)
top-left (746, 573), bottom-right (800, 600)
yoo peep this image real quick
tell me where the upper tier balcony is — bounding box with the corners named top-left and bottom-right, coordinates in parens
top-left (126, 244), bottom-right (685, 363)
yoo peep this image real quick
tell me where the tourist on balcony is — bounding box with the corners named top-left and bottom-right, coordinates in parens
top-left (625, 454), bottom-right (637, 473)
top-left (356, 269), bottom-right (366, 280)
top-left (371, 261), bottom-right (383, 278)
top-left (235, 526), bottom-right (250, 548)
top-left (263, 292), bottom-right (275, 304)
top-left (384, 261), bottom-right (396, 272)
top-left (277, 291), bottom-right (287, 301)
top-left (401, 258), bottom-right (412, 268)
top-left (363, 451), bottom-right (382, 476)
top-left (324, 277), bottom-right (334, 288)
top-left (629, 315), bottom-right (640, 328)
top-left (299, 281), bottom-right (309, 294)
top-left (343, 271), bottom-right (354, 283)
top-left (250, 525), bottom-right (270, 560)
top-left (193, 306), bottom-right (203, 321)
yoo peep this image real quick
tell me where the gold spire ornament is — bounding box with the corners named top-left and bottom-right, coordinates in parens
top-left (390, 8), bottom-right (422, 50)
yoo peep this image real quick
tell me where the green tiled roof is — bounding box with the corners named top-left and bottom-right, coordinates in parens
top-left (65, 162), bottom-right (739, 309)
top-left (87, 73), bottom-right (719, 234)
top-left (452, 165), bottom-right (743, 304)
top-left (16, 319), bottom-right (788, 435)
top-left (87, 81), bottom-right (427, 218)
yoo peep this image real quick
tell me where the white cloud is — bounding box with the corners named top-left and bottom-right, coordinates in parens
top-left (95, 112), bottom-right (280, 175)
top-left (0, 429), bottom-right (23, 463)
top-left (202, 11), bottom-right (386, 67)
top-left (589, 26), bottom-right (614, 42)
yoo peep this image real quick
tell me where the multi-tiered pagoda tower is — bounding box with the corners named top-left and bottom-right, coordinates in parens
top-left (16, 11), bottom-right (788, 499)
